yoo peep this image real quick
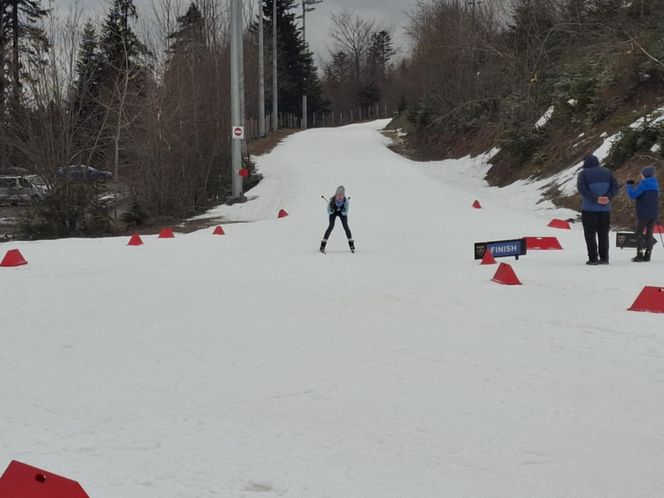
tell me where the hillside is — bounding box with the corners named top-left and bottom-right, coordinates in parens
top-left (393, 0), bottom-right (664, 230)
top-left (390, 97), bottom-right (664, 229)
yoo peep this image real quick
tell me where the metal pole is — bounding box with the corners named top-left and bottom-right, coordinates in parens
top-left (258, 0), bottom-right (266, 137)
top-left (272, 0), bottom-right (278, 131)
top-left (230, 0), bottom-right (243, 198)
top-left (238, 2), bottom-right (248, 160)
top-left (301, 0), bottom-right (307, 129)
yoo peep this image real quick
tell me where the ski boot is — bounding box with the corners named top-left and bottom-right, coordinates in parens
top-left (348, 239), bottom-right (355, 253)
top-left (320, 239), bottom-right (327, 254)
top-left (632, 251), bottom-right (644, 262)
top-left (644, 249), bottom-right (652, 262)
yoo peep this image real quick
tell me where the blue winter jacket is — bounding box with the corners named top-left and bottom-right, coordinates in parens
top-left (627, 176), bottom-right (659, 220)
top-left (327, 197), bottom-right (349, 216)
top-left (577, 159), bottom-right (620, 212)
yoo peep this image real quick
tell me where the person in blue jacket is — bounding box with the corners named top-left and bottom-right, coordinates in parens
top-left (320, 185), bottom-right (354, 253)
top-left (577, 154), bottom-right (620, 265)
top-left (626, 165), bottom-right (660, 262)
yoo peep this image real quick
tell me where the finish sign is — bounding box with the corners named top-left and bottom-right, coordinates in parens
top-left (474, 238), bottom-right (528, 260)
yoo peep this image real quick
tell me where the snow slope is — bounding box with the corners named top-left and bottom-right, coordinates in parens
top-left (2, 120), bottom-right (664, 498)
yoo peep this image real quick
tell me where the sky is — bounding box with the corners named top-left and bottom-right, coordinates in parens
top-left (56, 0), bottom-right (421, 64)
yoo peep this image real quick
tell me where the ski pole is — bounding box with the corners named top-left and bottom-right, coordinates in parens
top-left (322, 194), bottom-right (351, 203)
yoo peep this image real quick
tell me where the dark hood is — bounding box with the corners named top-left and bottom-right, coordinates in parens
top-left (583, 155), bottom-right (600, 169)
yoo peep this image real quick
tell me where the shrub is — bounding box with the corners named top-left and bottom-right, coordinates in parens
top-left (605, 122), bottom-right (664, 170)
top-left (121, 199), bottom-right (150, 228)
top-left (16, 184), bottom-right (113, 239)
top-left (493, 125), bottom-right (546, 168)
top-left (552, 68), bottom-right (604, 126)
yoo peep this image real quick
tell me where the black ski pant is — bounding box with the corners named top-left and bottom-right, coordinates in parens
top-left (582, 210), bottom-right (611, 262)
top-left (324, 212), bottom-right (352, 240)
top-left (635, 218), bottom-right (656, 254)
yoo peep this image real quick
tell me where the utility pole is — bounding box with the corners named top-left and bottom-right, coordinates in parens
top-left (230, 0), bottom-right (244, 200)
top-left (258, 0), bottom-right (266, 138)
top-left (272, 0), bottom-right (278, 131)
top-left (238, 0), bottom-right (248, 160)
top-left (298, 0), bottom-right (322, 130)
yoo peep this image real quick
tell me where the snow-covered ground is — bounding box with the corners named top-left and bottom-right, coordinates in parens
top-left (2, 120), bottom-right (664, 498)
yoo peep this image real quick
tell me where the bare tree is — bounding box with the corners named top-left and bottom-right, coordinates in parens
top-left (330, 11), bottom-right (376, 83)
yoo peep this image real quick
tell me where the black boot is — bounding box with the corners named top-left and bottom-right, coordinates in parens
top-left (320, 239), bottom-right (327, 253)
top-left (644, 250), bottom-right (652, 262)
top-left (632, 251), bottom-right (644, 262)
top-left (348, 239), bottom-right (355, 253)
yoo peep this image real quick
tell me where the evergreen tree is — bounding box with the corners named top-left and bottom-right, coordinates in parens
top-left (367, 30), bottom-right (395, 80)
top-left (508, 0), bottom-right (556, 54)
top-left (323, 51), bottom-right (351, 85)
top-left (167, 2), bottom-right (204, 56)
top-left (357, 81), bottom-right (380, 108)
top-left (261, 0), bottom-right (325, 120)
top-left (0, 0), bottom-right (48, 169)
top-left (75, 21), bottom-right (100, 92)
top-left (321, 50), bottom-right (354, 115)
top-left (362, 30), bottom-right (396, 108)
top-left (0, 2), bottom-right (9, 168)
top-left (5, 0), bottom-right (48, 106)
top-left (71, 21), bottom-right (104, 166)
top-left (97, 0), bottom-right (150, 179)
top-left (99, 0), bottom-right (146, 74)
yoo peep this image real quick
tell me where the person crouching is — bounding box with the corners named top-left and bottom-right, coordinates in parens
top-left (320, 186), bottom-right (354, 253)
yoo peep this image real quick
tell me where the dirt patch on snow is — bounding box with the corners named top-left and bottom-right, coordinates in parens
top-left (385, 125), bottom-right (497, 163)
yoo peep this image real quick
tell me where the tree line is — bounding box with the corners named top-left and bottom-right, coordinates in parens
top-left (1, 0), bottom-right (400, 238)
top-left (396, 0), bottom-right (664, 184)
top-left (8, 1), bottom-right (664, 238)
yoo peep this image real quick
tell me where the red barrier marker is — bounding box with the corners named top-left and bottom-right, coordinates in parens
top-left (628, 286), bottom-right (664, 313)
top-left (0, 249), bottom-right (27, 267)
top-left (127, 233), bottom-right (143, 246)
top-left (277, 209), bottom-right (289, 219)
top-left (472, 200), bottom-right (482, 209)
top-left (158, 227), bottom-right (175, 238)
top-left (526, 237), bottom-right (563, 250)
top-left (491, 263), bottom-right (522, 285)
top-left (547, 219), bottom-right (571, 229)
top-left (213, 226), bottom-right (225, 235)
top-left (480, 249), bottom-right (496, 265)
top-left (0, 460), bottom-right (90, 498)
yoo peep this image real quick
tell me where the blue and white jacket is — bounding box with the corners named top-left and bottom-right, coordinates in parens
top-left (577, 157), bottom-right (620, 212)
top-left (327, 197), bottom-right (349, 216)
top-left (627, 176), bottom-right (659, 220)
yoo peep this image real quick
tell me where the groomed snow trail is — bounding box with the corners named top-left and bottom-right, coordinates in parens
top-left (2, 120), bottom-right (664, 497)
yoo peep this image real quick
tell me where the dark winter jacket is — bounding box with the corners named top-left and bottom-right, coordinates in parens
top-left (328, 197), bottom-right (349, 216)
top-left (577, 156), bottom-right (620, 212)
top-left (627, 176), bottom-right (660, 220)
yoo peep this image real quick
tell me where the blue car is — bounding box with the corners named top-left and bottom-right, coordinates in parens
top-left (57, 165), bottom-right (113, 183)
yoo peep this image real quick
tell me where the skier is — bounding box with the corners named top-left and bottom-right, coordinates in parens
top-left (626, 165), bottom-right (660, 262)
top-left (577, 154), bottom-right (620, 265)
top-left (320, 186), bottom-right (354, 253)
